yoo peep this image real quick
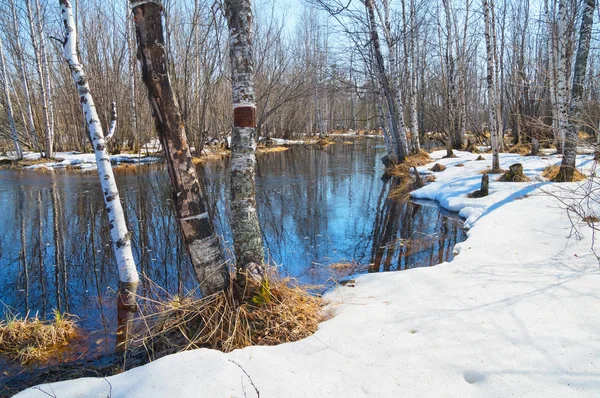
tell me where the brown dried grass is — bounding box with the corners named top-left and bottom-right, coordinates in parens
top-left (542, 165), bottom-right (587, 181)
top-left (191, 150), bottom-right (230, 164)
top-left (0, 311), bottom-right (78, 364)
top-left (131, 272), bottom-right (326, 356)
top-left (316, 138), bottom-right (335, 147)
top-left (256, 146), bottom-right (289, 155)
top-left (113, 163), bottom-right (138, 172)
top-left (387, 150), bottom-right (432, 177)
top-left (508, 143), bottom-right (532, 155)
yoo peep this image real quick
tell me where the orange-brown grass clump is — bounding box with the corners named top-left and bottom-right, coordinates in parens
top-left (508, 143), bottom-right (532, 155)
top-left (191, 149), bottom-right (230, 164)
top-left (0, 311), bottom-right (78, 364)
top-left (316, 137), bottom-right (335, 147)
top-left (113, 163), bottom-right (138, 172)
top-left (256, 146), bottom-right (289, 155)
top-left (388, 150), bottom-right (431, 177)
top-left (131, 271), bottom-right (327, 357)
top-left (543, 165), bottom-right (587, 182)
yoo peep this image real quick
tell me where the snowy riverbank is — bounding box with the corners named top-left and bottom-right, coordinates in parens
top-left (17, 150), bottom-right (600, 397)
top-left (1, 151), bottom-right (162, 171)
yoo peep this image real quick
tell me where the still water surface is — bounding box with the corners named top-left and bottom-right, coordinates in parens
top-left (0, 141), bottom-right (465, 369)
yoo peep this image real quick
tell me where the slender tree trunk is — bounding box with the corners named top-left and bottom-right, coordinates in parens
top-left (224, 0), bottom-right (265, 288)
top-left (546, 0), bottom-right (560, 150)
top-left (442, 0), bottom-right (461, 150)
top-left (0, 38), bottom-right (23, 160)
top-left (556, 0), bottom-right (569, 154)
top-left (59, 0), bottom-right (138, 283)
top-left (380, 0), bottom-right (410, 156)
top-left (557, 0), bottom-right (595, 181)
top-left (483, 0), bottom-right (500, 171)
top-left (130, 1), bottom-right (229, 296)
top-left (490, 0), bottom-right (503, 150)
top-left (26, 0), bottom-right (52, 158)
top-left (36, 0), bottom-right (55, 158)
top-left (10, 0), bottom-right (39, 151)
top-left (409, 0), bottom-right (420, 153)
top-left (126, 2), bottom-right (137, 151)
top-left (366, 0), bottom-right (406, 162)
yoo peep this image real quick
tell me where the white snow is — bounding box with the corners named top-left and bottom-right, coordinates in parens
top-left (16, 151), bottom-right (162, 171)
top-left (17, 151), bottom-right (600, 397)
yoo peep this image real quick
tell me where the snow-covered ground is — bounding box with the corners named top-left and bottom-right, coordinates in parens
top-left (17, 151), bottom-right (600, 397)
top-left (3, 151), bottom-right (162, 171)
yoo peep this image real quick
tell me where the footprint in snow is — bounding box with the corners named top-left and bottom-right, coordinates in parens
top-left (463, 370), bottom-right (486, 384)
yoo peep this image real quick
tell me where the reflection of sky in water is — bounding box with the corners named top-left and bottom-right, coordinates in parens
top-left (0, 141), bottom-right (465, 364)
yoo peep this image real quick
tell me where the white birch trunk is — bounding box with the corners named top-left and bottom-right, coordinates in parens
top-left (0, 38), bottom-right (23, 160)
top-left (558, 0), bottom-right (595, 180)
top-left (224, 0), bottom-right (265, 284)
top-left (59, 0), bottom-right (138, 283)
top-left (36, 0), bottom-right (54, 158)
top-left (380, 0), bottom-right (410, 156)
top-left (483, 0), bottom-right (500, 171)
top-left (105, 101), bottom-right (117, 140)
top-left (367, 0), bottom-right (406, 162)
top-left (409, 0), bottom-right (420, 152)
top-left (26, 0), bottom-right (52, 158)
top-left (546, 0), bottom-right (560, 149)
top-left (490, 0), bottom-right (503, 150)
top-left (10, 0), bottom-right (38, 151)
top-left (556, 0), bottom-right (569, 154)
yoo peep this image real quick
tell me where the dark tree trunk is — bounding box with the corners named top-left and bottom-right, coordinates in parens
top-left (130, 2), bottom-right (229, 296)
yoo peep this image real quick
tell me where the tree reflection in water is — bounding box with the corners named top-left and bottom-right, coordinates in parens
top-left (0, 141), bottom-right (465, 366)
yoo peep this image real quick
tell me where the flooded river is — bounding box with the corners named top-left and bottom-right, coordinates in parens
top-left (0, 140), bottom-right (465, 374)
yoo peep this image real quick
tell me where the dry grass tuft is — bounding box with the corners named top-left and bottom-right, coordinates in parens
top-left (387, 150), bottom-right (431, 177)
top-left (542, 165), bottom-right (587, 181)
top-left (0, 311), bottom-right (78, 364)
top-left (114, 163), bottom-right (138, 172)
top-left (479, 168), bottom-right (505, 175)
top-left (191, 150), bottom-right (230, 164)
top-left (256, 146), bottom-right (289, 155)
top-left (430, 163), bottom-right (446, 172)
top-left (508, 143), bottom-right (532, 155)
top-left (316, 137), bottom-right (335, 147)
top-left (131, 272), bottom-right (326, 357)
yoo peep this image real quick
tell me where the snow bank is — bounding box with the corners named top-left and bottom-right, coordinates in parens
top-left (23, 152), bottom-right (162, 171)
top-left (17, 151), bottom-right (600, 397)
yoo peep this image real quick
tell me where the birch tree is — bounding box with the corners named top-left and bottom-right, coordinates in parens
top-left (26, 0), bottom-right (53, 158)
top-left (224, 0), bottom-right (266, 289)
top-left (0, 38), bottom-right (23, 160)
top-left (9, 0), bottom-right (38, 151)
top-left (366, 0), bottom-right (405, 163)
top-left (556, 0), bottom-right (595, 181)
top-left (555, 0), bottom-right (569, 153)
top-left (130, 0), bottom-right (229, 296)
top-left (58, 0), bottom-right (138, 284)
top-left (483, 0), bottom-right (500, 171)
